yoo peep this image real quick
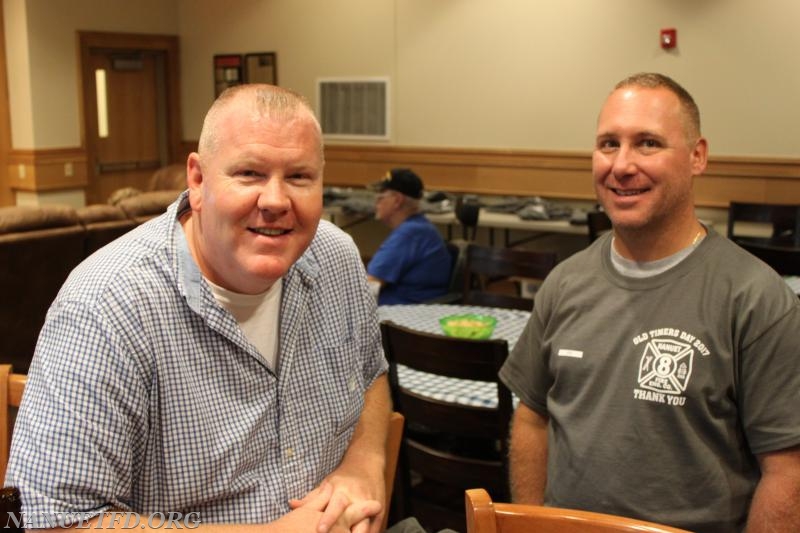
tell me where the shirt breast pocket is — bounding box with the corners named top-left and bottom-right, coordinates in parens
top-left (321, 340), bottom-right (366, 438)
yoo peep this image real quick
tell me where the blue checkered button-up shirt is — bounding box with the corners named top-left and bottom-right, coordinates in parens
top-left (7, 193), bottom-right (387, 526)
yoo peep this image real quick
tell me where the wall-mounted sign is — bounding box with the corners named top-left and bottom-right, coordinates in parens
top-left (213, 54), bottom-right (243, 97)
top-left (245, 52), bottom-right (278, 85)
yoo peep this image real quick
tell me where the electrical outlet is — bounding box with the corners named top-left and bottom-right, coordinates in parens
top-left (64, 162), bottom-right (74, 177)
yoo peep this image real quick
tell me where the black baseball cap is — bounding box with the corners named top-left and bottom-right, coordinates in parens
top-left (371, 168), bottom-right (424, 199)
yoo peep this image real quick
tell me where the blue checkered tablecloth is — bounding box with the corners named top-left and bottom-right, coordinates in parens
top-left (378, 303), bottom-right (531, 408)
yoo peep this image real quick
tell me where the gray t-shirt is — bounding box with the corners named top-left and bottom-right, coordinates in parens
top-left (500, 229), bottom-right (800, 533)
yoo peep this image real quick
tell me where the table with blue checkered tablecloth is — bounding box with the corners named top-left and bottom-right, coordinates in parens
top-left (377, 303), bottom-right (531, 408)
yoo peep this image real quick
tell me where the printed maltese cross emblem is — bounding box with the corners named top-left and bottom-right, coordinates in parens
top-left (637, 338), bottom-right (693, 394)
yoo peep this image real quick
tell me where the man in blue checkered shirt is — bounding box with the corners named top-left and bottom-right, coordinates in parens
top-left (7, 85), bottom-right (391, 533)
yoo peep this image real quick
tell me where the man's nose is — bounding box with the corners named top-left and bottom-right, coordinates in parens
top-left (257, 176), bottom-right (291, 211)
top-left (611, 144), bottom-right (637, 179)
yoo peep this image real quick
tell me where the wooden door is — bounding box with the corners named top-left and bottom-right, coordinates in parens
top-left (79, 32), bottom-right (182, 206)
top-left (86, 50), bottom-right (164, 204)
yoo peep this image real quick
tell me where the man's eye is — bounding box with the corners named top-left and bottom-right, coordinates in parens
top-left (235, 169), bottom-right (264, 179)
top-left (597, 139), bottom-right (618, 152)
top-left (287, 173), bottom-right (314, 182)
top-left (639, 139), bottom-right (661, 149)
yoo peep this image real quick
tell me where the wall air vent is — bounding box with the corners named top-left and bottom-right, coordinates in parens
top-left (317, 77), bottom-right (389, 141)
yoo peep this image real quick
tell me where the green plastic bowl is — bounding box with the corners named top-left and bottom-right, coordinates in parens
top-left (439, 314), bottom-right (497, 339)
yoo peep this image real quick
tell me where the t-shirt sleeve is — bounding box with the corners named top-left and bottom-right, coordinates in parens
top-left (738, 296), bottom-right (800, 455)
top-left (498, 276), bottom-right (558, 415)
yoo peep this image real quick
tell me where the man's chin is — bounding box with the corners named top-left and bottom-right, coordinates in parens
top-left (604, 213), bottom-right (647, 233)
top-left (251, 264), bottom-right (291, 282)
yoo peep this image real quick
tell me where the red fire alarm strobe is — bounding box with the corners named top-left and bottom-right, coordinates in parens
top-left (660, 28), bottom-right (677, 49)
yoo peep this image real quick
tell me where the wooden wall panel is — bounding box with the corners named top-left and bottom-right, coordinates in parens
top-left (16, 143), bottom-right (790, 209)
top-left (6, 148), bottom-right (88, 192)
top-left (324, 145), bottom-right (800, 207)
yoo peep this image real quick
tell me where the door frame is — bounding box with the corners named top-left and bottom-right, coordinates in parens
top-left (78, 31), bottom-right (182, 202)
top-left (0, 6), bottom-right (12, 206)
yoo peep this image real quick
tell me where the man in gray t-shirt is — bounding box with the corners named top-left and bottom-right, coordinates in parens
top-left (500, 73), bottom-right (800, 533)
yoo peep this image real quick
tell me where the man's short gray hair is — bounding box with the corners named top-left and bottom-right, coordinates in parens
top-left (198, 84), bottom-right (323, 160)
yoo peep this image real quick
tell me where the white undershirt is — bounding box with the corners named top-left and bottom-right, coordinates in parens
top-left (206, 278), bottom-right (282, 370)
top-left (610, 234), bottom-right (705, 278)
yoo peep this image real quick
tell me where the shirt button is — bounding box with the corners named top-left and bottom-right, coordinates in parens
top-left (285, 447), bottom-right (294, 459)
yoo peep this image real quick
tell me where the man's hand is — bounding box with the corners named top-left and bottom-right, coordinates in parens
top-left (290, 474), bottom-right (383, 533)
top-left (279, 483), bottom-right (353, 533)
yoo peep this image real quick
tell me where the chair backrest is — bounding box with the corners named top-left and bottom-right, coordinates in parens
top-left (148, 163), bottom-right (187, 192)
top-left (737, 241), bottom-right (800, 276)
top-left (445, 239), bottom-right (469, 293)
top-left (381, 411), bottom-right (405, 531)
top-left (116, 190), bottom-right (182, 224)
top-left (455, 196), bottom-right (481, 241)
top-left (0, 365), bottom-right (28, 482)
top-left (465, 488), bottom-right (692, 533)
top-left (76, 204), bottom-right (137, 256)
top-left (380, 321), bottom-right (512, 531)
top-left (727, 202), bottom-right (800, 247)
top-left (587, 210), bottom-right (612, 243)
top-left (462, 244), bottom-right (557, 309)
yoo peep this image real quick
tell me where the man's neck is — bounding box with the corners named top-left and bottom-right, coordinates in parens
top-left (387, 209), bottom-right (418, 229)
top-left (613, 218), bottom-right (706, 262)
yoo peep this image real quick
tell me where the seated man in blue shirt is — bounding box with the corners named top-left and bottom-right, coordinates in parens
top-left (367, 169), bottom-right (452, 305)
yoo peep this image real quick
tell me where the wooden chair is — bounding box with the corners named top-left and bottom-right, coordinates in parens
top-left (380, 321), bottom-right (512, 532)
top-left (0, 365), bottom-right (27, 482)
top-left (727, 202), bottom-right (800, 248)
top-left (455, 197), bottom-right (481, 241)
top-left (462, 244), bottom-right (557, 310)
top-left (381, 411), bottom-right (404, 532)
top-left (587, 210), bottom-right (612, 243)
top-left (445, 239), bottom-right (469, 295)
top-left (465, 488), bottom-right (692, 533)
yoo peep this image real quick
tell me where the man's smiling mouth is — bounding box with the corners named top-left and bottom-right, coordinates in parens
top-left (249, 227), bottom-right (290, 236)
top-left (612, 188), bottom-right (648, 197)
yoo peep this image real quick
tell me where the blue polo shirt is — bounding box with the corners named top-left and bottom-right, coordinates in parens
top-left (368, 214), bottom-right (452, 305)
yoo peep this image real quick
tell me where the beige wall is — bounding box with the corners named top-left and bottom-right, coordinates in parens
top-left (4, 0), bottom-right (800, 158)
top-left (176, 0), bottom-right (396, 145)
top-left (3, 0), bottom-right (33, 149)
top-left (177, 0), bottom-right (800, 158)
top-left (3, 0), bottom-right (178, 149)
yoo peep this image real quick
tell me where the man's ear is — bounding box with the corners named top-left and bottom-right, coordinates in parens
top-left (186, 153), bottom-right (203, 209)
top-left (690, 137), bottom-right (708, 176)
